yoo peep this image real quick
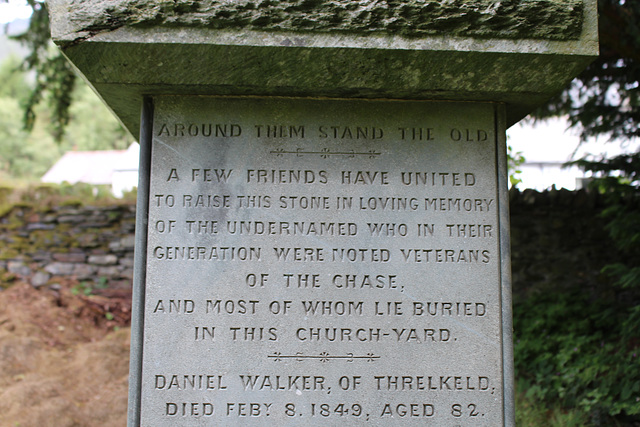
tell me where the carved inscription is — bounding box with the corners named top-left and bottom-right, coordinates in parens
top-left (139, 97), bottom-right (505, 425)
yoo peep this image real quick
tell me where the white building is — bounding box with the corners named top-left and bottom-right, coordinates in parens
top-left (42, 143), bottom-right (139, 197)
top-left (507, 117), bottom-right (640, 191)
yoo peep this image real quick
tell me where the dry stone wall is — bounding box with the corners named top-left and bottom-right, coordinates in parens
top-left (0, 203), bottom-right (136, 290)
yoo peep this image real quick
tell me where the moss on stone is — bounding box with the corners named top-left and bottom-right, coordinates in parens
top-left (72, 0), bottom-right (584, 41)
top-left (0, 249), bottom-right (20, 261)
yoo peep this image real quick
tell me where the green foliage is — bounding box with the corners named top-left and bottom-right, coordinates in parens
top-left (508, 144), bottom-right (525, 187)
top-left (63, 83), bottom-right (129, 151)
top-left (575, 153), bottom-right (640, 186)
top-left (514, 283), bottom-right (640, 422)
top-left (71, 277), bottom-right (108, 296)
top-left (0, 56), bottom-right (60, 180)
top-left (0, 54), bottom-right (30, 102)
top-left (71, 281), bottom-right (93, 296)
top-left (10, 0), bottom-right (76, 142)
top-left (0, 98), bottom-right (59, 179)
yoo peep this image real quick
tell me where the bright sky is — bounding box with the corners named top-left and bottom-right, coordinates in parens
top-left (0, 0), bottom-right (32, 24)
top-left (507, 118), bottom-right (640, 163)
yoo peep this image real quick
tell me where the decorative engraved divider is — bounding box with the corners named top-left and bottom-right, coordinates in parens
top-left (270, 148), bottom-right (382, 159)
top-left (134, 96), bottom-right (511, 426)
top-left (268, 352), bottom-right (381, 363)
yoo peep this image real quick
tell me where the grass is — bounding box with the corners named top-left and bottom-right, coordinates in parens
top-left (516, 380), bottom-right (592, 427)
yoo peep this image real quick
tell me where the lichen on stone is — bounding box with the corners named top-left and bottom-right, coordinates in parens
top-left (69, 0), bottom-right (584, 41)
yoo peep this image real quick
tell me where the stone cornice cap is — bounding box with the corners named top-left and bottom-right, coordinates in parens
top-left (48, 0), bottom-right (598, 138)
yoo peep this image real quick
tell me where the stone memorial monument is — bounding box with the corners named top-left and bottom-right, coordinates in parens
top-left (47, 1), bottom-right (598, 425)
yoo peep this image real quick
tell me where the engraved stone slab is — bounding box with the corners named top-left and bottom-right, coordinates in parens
top-left (137, 96), bottom-right (510, 425)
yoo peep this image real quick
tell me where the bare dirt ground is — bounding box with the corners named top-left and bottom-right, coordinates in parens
top-left (0, 280), bottom-right (131, 427)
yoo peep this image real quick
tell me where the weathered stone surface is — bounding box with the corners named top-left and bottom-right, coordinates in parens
top-left (7, 261), bottom-right (31, 277)
top-left (43, 214), bottom-right (60, 223)
top-left (120, 268), bottom-right (134, 280)
top-left (72, 263), bottom-right (98, 279)
top-left (31, 251), bottom-right (52, 262)
top-left (57, 215), bottom-right (86, 223)
top-left (111, 235), bottom-right (136, 251)
top-left (119, 234), bottom-right (136, 250)
top-left (137, 96), bottom-right (511, 425)
top-left (53, 252), bottom-right (87, 263)
top-left (88, 254), bottom-right (119, 265)
top-left (48, 283), bottom-right (62, 291)
top-left (45, 262), bottom-right (75, 276)
top-left (52, 0), bottom-right (583, 45)
top-left (120, 221), bottom-right (135, 233)
top-left (78, 221), bottom-right (111, 229)
top-left (77, 233), bottom-right (99, 248)
top-left (97, 266), bottom-right (122, 277)
top-left (119, 257), bottom-right (135, 268)
top-left (26, 223), bottom-right (55, 231)
top-left (30, 271), bottom-right (51, 288)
